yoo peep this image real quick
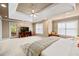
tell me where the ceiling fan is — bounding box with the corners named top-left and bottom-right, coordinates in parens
top-left (30, 9), bottom-right (39, 18)
top-left (30, 4), bottom-right (39, 18)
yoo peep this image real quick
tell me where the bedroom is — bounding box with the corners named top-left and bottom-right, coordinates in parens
top-left (0, 3), bottom-right (79, 56)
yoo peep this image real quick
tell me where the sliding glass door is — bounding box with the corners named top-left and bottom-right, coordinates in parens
top-left (58, 20), bottom-right (78, 37)
top-left (66, 21), bottom-right (77, 36)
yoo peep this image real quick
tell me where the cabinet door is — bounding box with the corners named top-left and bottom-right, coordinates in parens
top-left (0, 17), bottom-right (2, 40)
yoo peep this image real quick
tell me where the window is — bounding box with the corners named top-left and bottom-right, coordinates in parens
top-left (11, 24), bottom-right (17, 33)
top-left (58, 20), bottom-right (78, 37)
top-left (35, 23), bottom-right (43, 34)
top-left (9, 22), bottom-right (17, 38)
top-left (58, 22), bottom-right (65, 35)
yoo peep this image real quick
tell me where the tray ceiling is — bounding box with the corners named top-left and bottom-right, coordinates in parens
top-left (9, 3), bottom-right (74, 22)
top-left (16, 3), bottom-right (52, 15)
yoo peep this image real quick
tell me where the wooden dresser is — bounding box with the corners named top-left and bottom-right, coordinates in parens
top-left (19, 31), bottom-right (32, 38)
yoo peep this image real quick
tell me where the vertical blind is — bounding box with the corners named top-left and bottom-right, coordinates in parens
top-left (58, 20), bottom-right (78, 36)
top-left (35, 23), bottom-right (43, 34)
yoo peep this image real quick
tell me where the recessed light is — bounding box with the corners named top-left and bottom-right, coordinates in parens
top-left (1, 4), bottom-right (6, 7)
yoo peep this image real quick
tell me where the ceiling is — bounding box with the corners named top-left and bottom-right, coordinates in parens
top-left (9, 3), bottom-right (75, 22)
top-left (16, 3), bottom-right (52, 15)
top-left (0, 3), bottom-right (8, 19)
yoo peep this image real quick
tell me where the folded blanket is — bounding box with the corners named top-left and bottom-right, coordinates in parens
top-left (26, 37), bottom-right (60, 56)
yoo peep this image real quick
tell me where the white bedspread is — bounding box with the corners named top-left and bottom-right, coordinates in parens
top-left (41, 38), bottom-right (79, 56)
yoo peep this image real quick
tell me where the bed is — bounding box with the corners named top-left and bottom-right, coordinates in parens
top-left (0, 36), bottom-right (79, 56)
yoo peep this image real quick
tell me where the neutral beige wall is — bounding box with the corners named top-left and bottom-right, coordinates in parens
top-left (2, 20), bottom-right (9, 38)
top-left (47, 20), bottom-right (53, 34)
top-left (43, 20), bottom-right (48, 36)
top-left (32, 23), bottom-right (36, 34)
top-left (78, 17), bottom-right (79, 35)
top-left (52, 21), bottom-right (58, 33)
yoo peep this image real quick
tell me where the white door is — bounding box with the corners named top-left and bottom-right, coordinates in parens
top-left (0, 16), bottom-right (2, 40)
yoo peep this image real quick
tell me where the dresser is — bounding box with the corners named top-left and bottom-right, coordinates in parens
top-left (19, 31), bottom-right (32, 38)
